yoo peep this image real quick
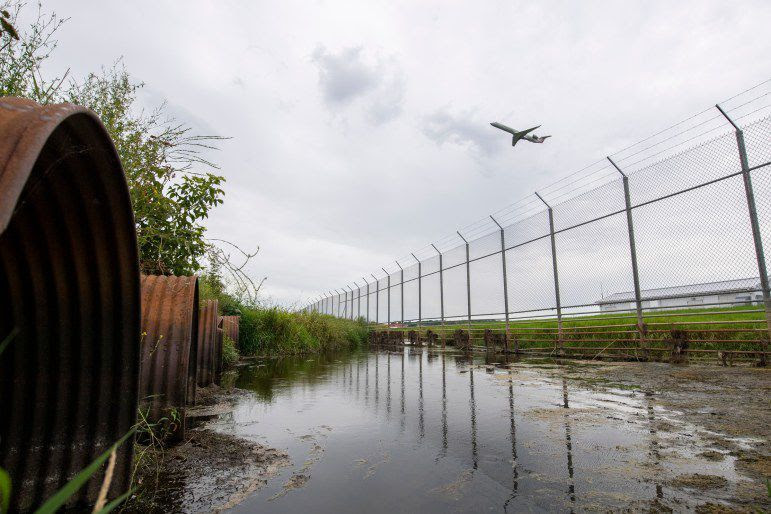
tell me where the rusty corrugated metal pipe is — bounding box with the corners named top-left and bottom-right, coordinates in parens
top-left (220, 315), bottom-right (240, 348)
top-left (139, 274), bottom-right (199, 437)
top-left (196, 299), bottom-right (221, 387)
top-left (0, 97), bottom-right (140, 511)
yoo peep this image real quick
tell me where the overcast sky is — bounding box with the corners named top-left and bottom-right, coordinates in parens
top-left (39, 0), bottom-right (771, 307)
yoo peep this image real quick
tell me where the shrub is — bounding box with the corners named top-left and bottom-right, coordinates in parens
top-left (222, 335), bottom-right (239, 368)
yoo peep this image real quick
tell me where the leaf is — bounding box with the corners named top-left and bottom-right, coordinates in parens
top-left (33, 429), bottom-right (135, 514)
top-left (1, 10), bottom-right (9, 18)
top-left (0, 327), bottom-right (19, 357)
top-left (0, 467), bottom-right (11, 514)
top-left (0, 18), bottom-right (19, 40)
top-left (93, 488), bottom-right (134, 513)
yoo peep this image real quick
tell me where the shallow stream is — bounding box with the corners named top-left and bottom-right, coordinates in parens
top-left (192, 348), bottom-right (761, 512)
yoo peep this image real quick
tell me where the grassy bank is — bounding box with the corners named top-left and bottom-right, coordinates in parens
top-left (239, 309), bottom-right (368, 355)
top-left (200, 277), bottom-right (368, 355)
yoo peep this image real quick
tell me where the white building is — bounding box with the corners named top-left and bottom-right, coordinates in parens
top-left (596, 277), bottom-right (765, 312)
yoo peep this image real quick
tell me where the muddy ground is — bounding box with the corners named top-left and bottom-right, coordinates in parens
top-left (122, 381), bottom-right (290, 513)
top-left (514, 359), bottom-right (771, 512)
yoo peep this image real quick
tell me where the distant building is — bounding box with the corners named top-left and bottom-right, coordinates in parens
top-left (596, 277), bottom-right (765, 312)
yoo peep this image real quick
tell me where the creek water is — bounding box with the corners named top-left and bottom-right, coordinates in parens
top-left (203, 348), bottom-right (745, 512)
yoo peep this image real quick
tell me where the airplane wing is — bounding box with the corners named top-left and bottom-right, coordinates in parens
top-left (511, 125), bottom-right (541, 146)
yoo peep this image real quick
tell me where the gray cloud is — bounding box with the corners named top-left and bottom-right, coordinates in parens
top-left (312, 46), bottom-right (379, 106)
top-left (367, 71), bottom-right (404, 125)
top-left (421, 109), bottom-right (498, 156)
top-left (311, 45), bottom-right (404, 124)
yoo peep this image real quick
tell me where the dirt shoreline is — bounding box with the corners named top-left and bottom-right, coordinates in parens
top-left (122, 380), bottom-right (290, 513)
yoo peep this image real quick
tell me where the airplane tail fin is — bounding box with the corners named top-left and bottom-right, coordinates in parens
top-left (511, 125), bottom-right (540, 146)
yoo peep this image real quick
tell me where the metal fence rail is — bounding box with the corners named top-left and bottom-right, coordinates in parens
top-left (303, 82), bottom-right (771, 362)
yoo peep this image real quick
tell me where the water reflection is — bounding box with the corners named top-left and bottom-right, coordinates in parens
top-left (386, 353), bottom-right (391, 417)
top-left (441, 354), bottom-right (447, 454)
top-left (400, 351), bottom-right (405, 432)
top-left (220, 348), bottom-right (731, 513)
top-left (503, 369), bottom-right (518, 512)
top-left (562, 378), bottom-right (576, 507)
top-left (418, 350), bottom-right (424, 439)
top-left (469, 367), bottom-right (478, 469)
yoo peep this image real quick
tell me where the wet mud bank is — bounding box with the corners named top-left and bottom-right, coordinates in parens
top-left (523, 359), bottom-right (771, 511)
top-left (123, 378), bottom-right (290, 513)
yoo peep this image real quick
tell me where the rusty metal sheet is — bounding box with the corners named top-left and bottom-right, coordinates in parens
top-left (216, 320), bottom-right (224, 383)
top-left (0, 97), bottom-right (140, 511)
top-left (196, 300), bottom-right (220, 387)
top-left (220, 315), bottom-right (240, 348)
top-left (139, 274), bottom-right (199, 432)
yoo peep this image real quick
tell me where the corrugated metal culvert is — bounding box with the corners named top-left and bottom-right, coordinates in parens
top-left (139, 275), bottom-right (199, 435)
top-left (220, 315), bottom-right (240, 347)
top-left (196, 299), bottom-right (221, 387)
top-left (0, 98), bottom-right (140, 511)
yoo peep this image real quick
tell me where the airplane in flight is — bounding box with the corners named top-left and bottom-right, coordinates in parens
top-left (490, 122), bottom-right (551, 146)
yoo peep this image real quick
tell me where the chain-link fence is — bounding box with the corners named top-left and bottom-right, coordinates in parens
top-left (304, 83), bottom-right (771, 362)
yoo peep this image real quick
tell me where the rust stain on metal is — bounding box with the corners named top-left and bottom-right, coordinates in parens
top-left (196, 300), bottom-right (221, 387)
top-left (140, 274), bottom-right (199, 434)
top-left (220, 315), bottom-right (240, 348)
top-left (0, 98), bottom-right (140, 511)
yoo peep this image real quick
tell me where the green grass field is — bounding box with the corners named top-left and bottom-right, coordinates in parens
top-left (371, 305), bottom-right (769, 356)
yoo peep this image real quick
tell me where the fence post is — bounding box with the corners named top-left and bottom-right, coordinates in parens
top-left (457, 231), bottom-right (474, 338)
top-left (363, 278), bottom-right (370, 324)
top-left (372, 274), bottom-right (380, 325)
top-left (489, 216), bottom-right (510, 352)
top-left (607, 157), bottom-right (647, 355)
top-left (396, 261), bottom-right (404, 325)
top-left (383, 267), bottom-right (391, 326)
top-left (717, 104), bottom-right (770, 365)
top-left (535, 193), bottom-right (563, 351)
top-left (412, 253), bottom-right (422, 329)
top-left (348, 285), bottom-right (355, 320)
top-left (335, 289), bottom-right (341, 318)
top-left (431, 244), bottom-right (445, 346)
top-left (354, 281), bottom-right (361, 320)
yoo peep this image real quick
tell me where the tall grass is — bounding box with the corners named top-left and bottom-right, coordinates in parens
top-left (240, 309), bottom-right (368, 355)
top-left (199, 274), bottom-right (369, 355)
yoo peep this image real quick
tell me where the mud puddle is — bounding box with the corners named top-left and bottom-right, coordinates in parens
top-left (133, 350), bottom-right (771, 512)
